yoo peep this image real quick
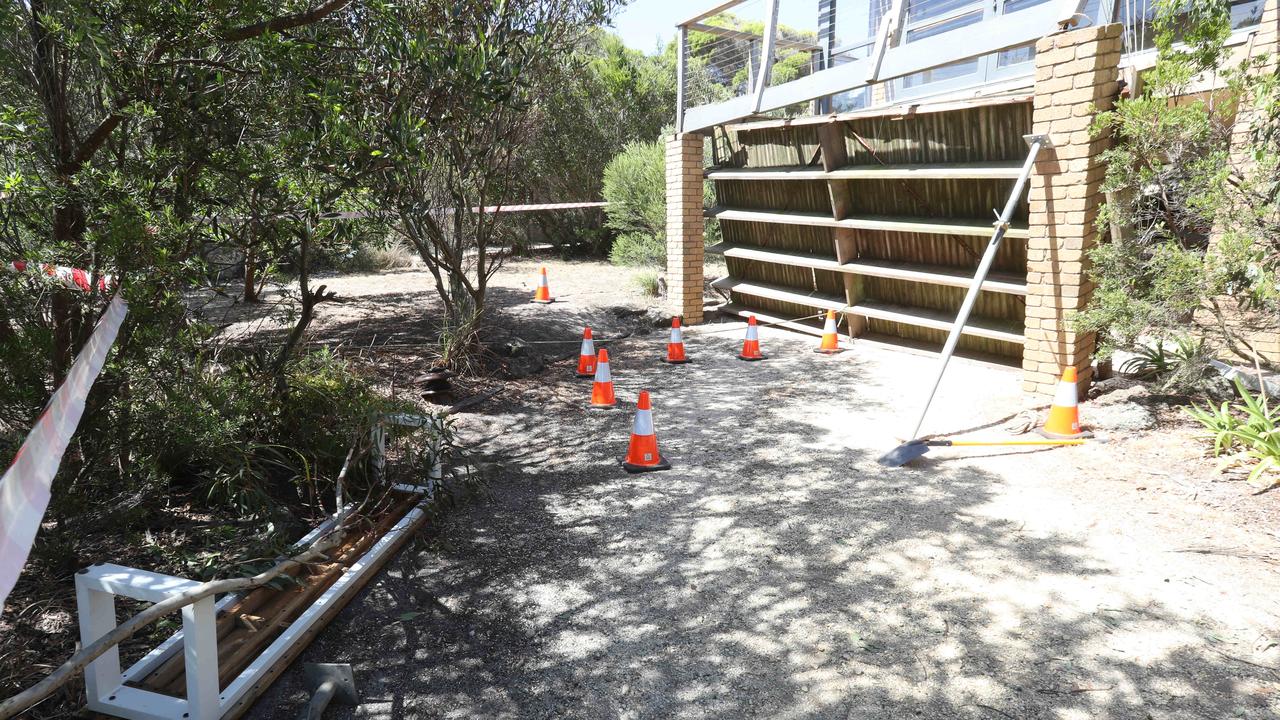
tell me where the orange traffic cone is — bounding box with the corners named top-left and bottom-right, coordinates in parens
top-left (531, 266), bottom-right (553, 304)
top-left (738, 314), bottom-right (764, 361)
top-left (662, 316), bottom-right (691, 364)
top-left (622, 390), bottom-right (671, 473)
top-left (590, 349), bottom-right (616, 408)
top-left (815, 309), bottom-right (842, 354)
top-left (576, 327), bottom-right (597, 377)
top-left (1038, 366), bottom-right (1091, 439)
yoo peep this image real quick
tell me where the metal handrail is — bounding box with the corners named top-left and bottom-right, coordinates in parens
top-left (676, 0), bottom-right (1267, 133)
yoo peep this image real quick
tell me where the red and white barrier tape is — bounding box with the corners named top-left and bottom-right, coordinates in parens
top-left (0, 292), bottom-right (128, 608)
top-left (3, 260), bottom-right (116, 293)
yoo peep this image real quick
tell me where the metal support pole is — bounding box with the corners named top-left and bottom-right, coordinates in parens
top-left (676, 25), bottom-right (688, 133)
top-left (303, 682), bottom-right (337, 720)
top-left (866, 0), bottom-right (905, 82)
top-left (906, 134), bottom-right (1049, 440)
top-left (751, 0), bottom-right (780, 113)
top-left (818, 0), bottom-right (838, 113)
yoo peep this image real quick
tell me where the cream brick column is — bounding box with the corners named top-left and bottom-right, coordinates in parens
top-left (870, 83), bottom-right (889, 107)
top-left (1022, 24), bottom-right (1123, 397)
top-left (1216, 0), bottom-right (1280, 362)
top-left (1229, 0), bottom-right (1277, 161)
top-left (666, 133), bottom-right (705, 324)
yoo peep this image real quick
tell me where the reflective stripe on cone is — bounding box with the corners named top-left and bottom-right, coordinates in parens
top-left (622, 390), bottom-right (670, 473)
top-left (576, 327), bottom-right (597, 377)
top-left (590, 349), bottom-right (616, 407)
top-left (1038, 366), bottom-right (1091, 439)
top-left (815, 309), bottom-right (842, 354)
top-left (738, 315), bottom-right (764, 361)
top-left (664, 317), bottom-right (690, 364)
top-left (531, 266), bottom-right (553, 303)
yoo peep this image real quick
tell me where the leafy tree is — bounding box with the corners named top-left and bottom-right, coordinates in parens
top-left (362, 0), bottom-right (613, 351)
top-left (1081, 0), bottom-right (1279, 373)
top-left (0, 0), bottom-right (618, 541)
top-left (514, 30), bottom-right (675, 251)
top-left (0, 1), bottom-right (378, 384)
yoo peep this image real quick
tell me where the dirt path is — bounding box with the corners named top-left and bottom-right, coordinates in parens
top-left (246, 260), bottom-right (1280, 719)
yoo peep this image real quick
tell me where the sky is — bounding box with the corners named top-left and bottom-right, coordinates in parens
top-left (610, 0), bottom-right (819, 55)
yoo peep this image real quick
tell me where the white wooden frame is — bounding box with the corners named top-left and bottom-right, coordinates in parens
top-left (75, 500), bottom-right (427, 720)
top-left (371, 412), bottom-right (447, 497)
top-left (76, 412), bottom-right (448, 719)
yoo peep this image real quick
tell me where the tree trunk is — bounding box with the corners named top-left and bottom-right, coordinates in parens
top-left (243, 246), bottom-right (259, 303)
top-left (31, 1), bottom-right (90, 389)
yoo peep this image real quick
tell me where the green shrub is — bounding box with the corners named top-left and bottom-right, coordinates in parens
top-left (602, 138), bottom-right (720, 267)
top-left (611, 233), bottom-right (664, 267)
top-left (1119, 335), bottom-right (1213, 392)
top-left (85, 341), bottom-right (408, 519)
top-left (335, 236), bottom-right (415, 273)
top-left (631, 270), bottom-right (661, 296)
top-left (1080, 0), bottom-right (1279, 366)
top-left (603, 140), bottom-right (666, 265)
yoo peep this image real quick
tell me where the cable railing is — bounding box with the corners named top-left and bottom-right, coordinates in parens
top-left (675, 0), bottom-right (1268, 132)
top-left (677, 0), bottom-right (824, 123)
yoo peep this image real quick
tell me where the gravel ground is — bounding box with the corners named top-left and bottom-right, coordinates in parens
top-left (243, 259), bottom-right (1280, 720)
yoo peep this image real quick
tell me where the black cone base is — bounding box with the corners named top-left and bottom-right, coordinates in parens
top-left (737, 354), bottom-right (766, 361)
top-left (622, 456), bottom-right (672, 474)
top-left (661, 358), bottom-right (692, 364)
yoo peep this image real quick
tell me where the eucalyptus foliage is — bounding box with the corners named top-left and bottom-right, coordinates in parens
top-left (1081, 0), bottom-right (1280, 368)
top-left (0, 0), bottom-right (614, 544)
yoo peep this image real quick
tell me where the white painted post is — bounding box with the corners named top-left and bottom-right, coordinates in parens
top-left (182, 596), bottom-right (220, 719)
top-left (370, 423), bottom-right (386, 483)
top-left (75, 578), bottom-right (122, 707)
top-left (866, 0), bottom-right (906, 81)
top-left (428, 429), bottom-right (444, 498)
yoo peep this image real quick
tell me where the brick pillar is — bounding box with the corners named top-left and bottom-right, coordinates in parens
top-left (871, 83), bottom-right (889, 106)
top-left (1022, 24), bottom-right (1123, 397)
top-left (666, 133), bottom-right (705, 324)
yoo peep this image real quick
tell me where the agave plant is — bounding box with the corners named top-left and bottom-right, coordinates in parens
top-left (1187, 377), bottom-right (1280, 491)
top-left (1121, 336), bottom-right (1211, 391)
top-left (1120, 342), bottom-right (1173, 379)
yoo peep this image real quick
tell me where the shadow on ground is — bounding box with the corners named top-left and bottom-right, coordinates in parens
top-left (247, 326), bottom-right (1278, 719)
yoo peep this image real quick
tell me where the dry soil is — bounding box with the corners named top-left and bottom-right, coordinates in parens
top-left (241, 258), bottom-right (1280, 720)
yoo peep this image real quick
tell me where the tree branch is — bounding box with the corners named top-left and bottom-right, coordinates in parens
top-left (221, 0), bottom-right (355, 43)
top-left (64, 112), bottom-right (124, 176)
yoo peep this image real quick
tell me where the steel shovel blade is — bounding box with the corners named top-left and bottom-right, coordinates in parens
top-left (876, 440), bottom-right (931, 467)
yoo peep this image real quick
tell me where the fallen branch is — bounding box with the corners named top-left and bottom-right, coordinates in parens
top-left (0, 531), bottom-right (345, 719)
